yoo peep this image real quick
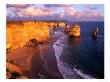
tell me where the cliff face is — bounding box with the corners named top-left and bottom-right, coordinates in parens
top-left (6, 21), bottom-right (49, 50)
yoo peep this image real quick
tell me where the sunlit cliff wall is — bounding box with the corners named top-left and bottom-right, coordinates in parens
top-left (6, 21), bottom-right (50, 50)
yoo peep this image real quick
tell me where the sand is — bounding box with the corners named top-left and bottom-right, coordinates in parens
top-left (7, 45), bottom-right (63, 79)
top-left (7, 47), bottom-right (42, 78)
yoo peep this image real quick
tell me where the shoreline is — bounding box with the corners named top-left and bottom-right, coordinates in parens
top-left (39, 43), bottom-right (63, 79)
top-left (53, 31), bottom-right (83, 79)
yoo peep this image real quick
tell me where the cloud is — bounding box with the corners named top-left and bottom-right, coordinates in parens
top-left (64, 7), bottom-right (76, 16)
top-left (7, 4), bottom-right (30, 8)
top-left (59, 7), bottom-right (104, 21)
top-left (17, 6), bottom-right (53, 17)
top-left (86, 5), bottom-right (98, 10)
top-left (7, 4), bottom-right (54, 17)
top-left (59, 13), bottom-right (64, 18)
top-left (72, 9), bottom-right (104, 20)
top-left (7, 7), bottom-right (21, 17)
top-left (44, 4), bottom-right (72, 7)
top-left (6, 4), bottom-right (104, 21)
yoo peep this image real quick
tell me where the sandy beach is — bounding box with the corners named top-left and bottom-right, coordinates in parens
top-left (7, 42), bottom-right (63, 79)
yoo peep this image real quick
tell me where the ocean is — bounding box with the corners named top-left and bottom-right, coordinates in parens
top-left (53, 21), bottom-right (104, 79)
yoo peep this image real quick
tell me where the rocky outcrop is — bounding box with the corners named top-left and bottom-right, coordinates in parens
top-left (58, 22), bottom-right (66, 27)
top-left (68, 24), bottom-right (80, 37)
top-left (24, 39), bottom-right (38, 47)
top-left (91, 27), bottom-right (99, 37)
top-left (6, 62), bottom-right (26, 79)
top-left (64, 24), bottom-right (70, 34)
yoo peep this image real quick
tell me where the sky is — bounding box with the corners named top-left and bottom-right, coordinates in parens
top-left (6, 4), bottom-right (104, 21)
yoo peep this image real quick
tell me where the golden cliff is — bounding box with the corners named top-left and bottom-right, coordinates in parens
top-left (6, 21), bottom-right (50, 51)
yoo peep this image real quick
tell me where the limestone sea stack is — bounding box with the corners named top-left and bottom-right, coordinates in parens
top-left (64, 24), bottom-right (70, 34)
top-left (68, 24), bottom-right (80, 37)
top-left (91, 27), bottom-right (99, 37)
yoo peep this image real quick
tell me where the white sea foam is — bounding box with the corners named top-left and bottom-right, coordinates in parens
top-left (53, 32), bottom-right (96, 79)
top-left (97, 35), bottom-right (103, 38)
top-left (74, 68), bottom-right (95, 79)
top-left (55, 31), bottom-right (64, 35)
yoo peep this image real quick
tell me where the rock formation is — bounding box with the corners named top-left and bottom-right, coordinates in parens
top-left (68, 24), bottom-right (80, 37)
top-left (64, 24), bottom-right (70, 34)
top-left (91, 27), bottom-right (99, 37)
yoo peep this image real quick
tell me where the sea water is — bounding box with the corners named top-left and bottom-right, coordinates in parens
top-left (54, 21), bottom-right (104, 79)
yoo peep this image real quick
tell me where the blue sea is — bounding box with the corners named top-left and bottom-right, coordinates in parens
top-left (53, 21), bottom-right (104, 79)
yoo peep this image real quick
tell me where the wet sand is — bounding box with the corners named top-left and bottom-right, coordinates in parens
top-left (39, 43), bottom-right (63, 78)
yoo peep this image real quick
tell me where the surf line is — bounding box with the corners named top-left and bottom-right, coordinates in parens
top-left (53, 32), bottom-right (96, 79)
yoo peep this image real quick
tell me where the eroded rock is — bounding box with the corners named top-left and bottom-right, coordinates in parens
top-left (68, 24), bottom-right (80, 37)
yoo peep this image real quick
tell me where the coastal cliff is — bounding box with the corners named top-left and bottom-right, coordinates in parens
top-left (6, 21), bottom-right (50, 51)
